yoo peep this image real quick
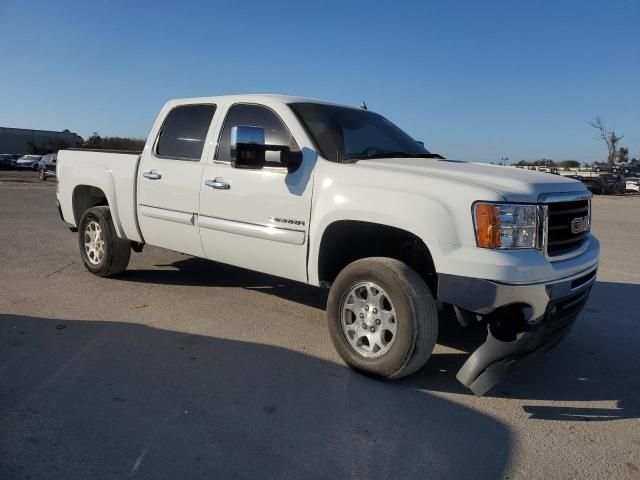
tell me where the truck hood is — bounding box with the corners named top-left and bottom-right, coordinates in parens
top-left (357, 157), bottom-right (586, 203)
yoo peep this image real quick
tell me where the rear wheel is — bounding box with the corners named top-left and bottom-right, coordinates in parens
top-left (327, 257), bottom-right (438, 379)
top-left (78, 207), bottom-right (131, 277)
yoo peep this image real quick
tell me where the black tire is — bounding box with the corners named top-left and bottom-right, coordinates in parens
top-left (78, 206), bottom-right (131, 277)
top-left (327, 257), bottom-right (438, 379)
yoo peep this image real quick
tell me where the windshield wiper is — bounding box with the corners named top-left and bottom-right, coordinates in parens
top-left (342, 152), bottom-right (439, 162)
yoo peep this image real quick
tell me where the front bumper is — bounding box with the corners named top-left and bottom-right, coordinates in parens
top-left (438, 265), bottom-right (597, 395)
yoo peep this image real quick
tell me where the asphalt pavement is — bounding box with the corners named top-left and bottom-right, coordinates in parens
top-left (1, 170), bottom-right (638, 479)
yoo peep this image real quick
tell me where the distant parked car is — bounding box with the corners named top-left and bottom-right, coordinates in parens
top-left (619, 165), bottom-right (640, 176)
top-left (576, 176), bottom-right (606, 195)
top-left (593, 162), bottom-right (639, 175)
top-left (15, 155), bottom-right (43, 170)
top-left (625, 177), bottom-right (640, 193)
top-left (598, 174), bottom-right (626, 194)
top-left (38, 153), bottom-right (57, 180)
top-left (0, 154), bottom-right (21, 169)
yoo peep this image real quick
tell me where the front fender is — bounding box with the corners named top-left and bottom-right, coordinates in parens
top-left (308, 184), bottom-right (459, 285)
top-left (306, 159), bottom-right (507, 286)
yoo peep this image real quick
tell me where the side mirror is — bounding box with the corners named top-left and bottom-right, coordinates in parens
top-left (230, 125), bottom-right (303, 172)
top-left (231, 126), bottom-right (266, 169)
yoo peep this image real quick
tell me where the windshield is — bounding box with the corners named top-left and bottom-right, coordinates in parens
top-left (289, 102), bottom-right (433, 163)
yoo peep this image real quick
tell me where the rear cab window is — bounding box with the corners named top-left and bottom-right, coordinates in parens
top-left (155, 104), bottom-right (216, 161)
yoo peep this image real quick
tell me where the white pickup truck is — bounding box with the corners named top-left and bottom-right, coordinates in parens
top-left (56, 94), bottom-right (599, 394)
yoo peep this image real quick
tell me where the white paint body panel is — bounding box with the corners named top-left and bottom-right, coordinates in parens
top-left (56, 94), bottom-right (599, 289)
top-left (136, 156), bottom-right (205, 257)
top-left (56, 150), bottom-right (142, 243)
top-left (197, 97), bottom-right (316, 282)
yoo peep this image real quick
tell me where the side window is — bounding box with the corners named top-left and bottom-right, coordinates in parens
top-left (155, 104), bottom-right (216, 160)
top-left (217, 104), bottom-right (299, 165)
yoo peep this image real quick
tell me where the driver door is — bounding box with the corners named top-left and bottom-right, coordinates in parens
top-left (198, 103), bottom-right (314, 282)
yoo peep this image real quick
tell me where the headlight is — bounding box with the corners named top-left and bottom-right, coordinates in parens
top-left (474, 203), bottom-right (538, 249)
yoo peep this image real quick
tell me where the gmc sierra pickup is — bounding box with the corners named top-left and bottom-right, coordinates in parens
top-left (56, 94), bottom-right (599, 394)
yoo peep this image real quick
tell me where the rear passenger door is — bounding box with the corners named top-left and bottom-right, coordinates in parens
top-left (137, 103), bottom-right (216, 256)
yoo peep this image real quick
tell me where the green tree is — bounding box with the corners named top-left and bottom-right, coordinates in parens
top-left (559, 160), bottom-right (581, 169)
top-left (531, 158), bottom-right (556, 167)
top-left (80, 132), bottom-right (145, 151)
top-left (617, 147), bottom-right (629, 164)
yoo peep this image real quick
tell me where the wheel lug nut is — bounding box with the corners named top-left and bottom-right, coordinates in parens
top-left (373, 308), bottom-right (378, 314)
top-left (359, 313), bottom-right (364, 318)
top-left (362, 323), bottom-right (367, 329)
top-left (370, 327), bottom-right (375, 332)
top-left (365, 305), bottom-right (369, 311)
top-left (375, 319), bottom-right (381, 325)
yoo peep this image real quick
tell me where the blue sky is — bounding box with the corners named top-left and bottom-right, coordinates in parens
top-left (1, 0), bottom-right (638, 162)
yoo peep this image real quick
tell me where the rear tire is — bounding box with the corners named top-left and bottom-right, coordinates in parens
top-left (327, 257), bottom-right (438, 379)
top-left (78, 207), bottom-right (131, 277)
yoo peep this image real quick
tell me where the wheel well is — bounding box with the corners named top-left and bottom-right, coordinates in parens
top-left (72, 185), bottom-right (108, 225)
top-left (318, 221), bottom-right (437, 293)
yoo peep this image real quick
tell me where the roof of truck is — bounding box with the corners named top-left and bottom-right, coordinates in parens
top-left (165, 94), bottom-right (358, 110)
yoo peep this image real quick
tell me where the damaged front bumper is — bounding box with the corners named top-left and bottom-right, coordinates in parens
top-left (437, 265), bottom-right (598, 395)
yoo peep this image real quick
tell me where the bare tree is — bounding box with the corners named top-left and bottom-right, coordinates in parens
top-left (589, 116), bottom-right (624, 166)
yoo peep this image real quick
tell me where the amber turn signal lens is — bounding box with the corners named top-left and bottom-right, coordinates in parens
top-left (474, 203), bottom-right (501, 248)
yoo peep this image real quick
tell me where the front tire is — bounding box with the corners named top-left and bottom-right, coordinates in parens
top-left (327, 257), bottom-right (438, 379)
top-left (78, 206), bottom-right (131, 277)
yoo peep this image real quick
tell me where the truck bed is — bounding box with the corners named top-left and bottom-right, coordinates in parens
top-left (57, 149), bottom-right (143, 243)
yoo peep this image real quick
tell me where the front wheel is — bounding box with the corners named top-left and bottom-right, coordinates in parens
top-left (327, 257), bottom-right (438, 379)
top-left (78, 206), bottom-right (131, 277)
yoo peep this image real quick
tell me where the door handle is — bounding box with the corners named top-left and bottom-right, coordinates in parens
top-left (205, 178), bottom-right (230, 190)
top-left (143, 170), bottom-right (162, 180)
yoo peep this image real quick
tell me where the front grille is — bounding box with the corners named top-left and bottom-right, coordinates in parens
top-left (545, 199), bottom-right (590, 257)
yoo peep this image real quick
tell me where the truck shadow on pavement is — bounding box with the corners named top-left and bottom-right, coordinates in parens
top-left (120, 258), bottom-right (639, 422)
top-left (123, 256), bottom-right (329, 310)
top-left (0, 314), bottom-right (510, 480)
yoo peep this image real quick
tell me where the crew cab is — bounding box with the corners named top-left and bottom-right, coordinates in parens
top-left (56, 95), bottom-right (599, 394)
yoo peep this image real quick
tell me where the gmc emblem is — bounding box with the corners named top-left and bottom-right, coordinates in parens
top-left (570, 216), bottom-right (589, 234)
